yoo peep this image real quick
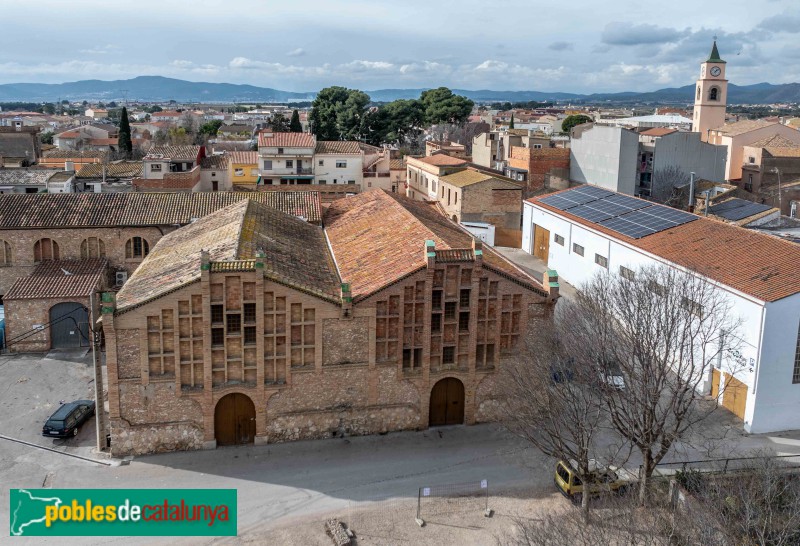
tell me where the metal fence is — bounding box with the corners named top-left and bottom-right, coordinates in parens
top-left (651, 454), bottom-right (800, 479)
top-left (416, 479), bottom-right (491, 526)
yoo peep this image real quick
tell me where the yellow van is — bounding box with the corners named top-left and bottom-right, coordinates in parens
top-left (554, 459), bottom-right (635, 503)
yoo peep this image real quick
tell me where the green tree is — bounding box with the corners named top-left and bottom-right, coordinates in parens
top-left (380, 99), bottom-right (425, 145)
top-left (40, 131), bottom-right (54, 145)
top-left (419, 87), bottom-right (474, 126)
top-left (167, 127), bottom-right (190, 145)
top-left (41, 103), bottom-right (56, 115)
top-left (310, 86), bottom-right (371, 141)
top-left (561, 114), bottom-right (593, 134)
top-left (270, 114), bottom-right (291, 132)
top-left (289, 109), bottom-right (302, 132)
top-left (199, 119), bottom-right (223, 136)
top-left (509, 113), bottom-right (515, 129)
top-left (118, 106), bottom-right (133, 158)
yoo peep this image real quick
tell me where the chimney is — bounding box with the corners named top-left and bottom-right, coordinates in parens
top-left (544, 269), bottom-right (560, 301)
top-left (200, 249), bottom-right (210, 271)
top-left (65, 160), bottom-right (74, 172)
top-left (424, 240), bottom-right (436, 268)
top-left (471, 238), bottom-right (483, 265)
top-left (340, 282), bottom-right (353, 319)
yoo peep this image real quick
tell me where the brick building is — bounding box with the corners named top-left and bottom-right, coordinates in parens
top-left (103, 190), bottom-right (556, 455)
top-left (0, 192), bottom-right (320, 352)
top-left (508, 146), bottom-right (570, 194)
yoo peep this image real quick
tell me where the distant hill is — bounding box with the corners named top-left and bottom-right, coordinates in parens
top-left (0, 76), bottom-right (799, 104)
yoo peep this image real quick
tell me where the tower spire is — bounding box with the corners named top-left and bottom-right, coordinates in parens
top-left (708, 39), bottom-right (725, 63)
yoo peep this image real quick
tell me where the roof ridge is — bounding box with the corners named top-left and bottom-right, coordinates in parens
top-left (381, 192), bottom-right (452, 250)
top-left (234, 199), bottom-right (253, 259)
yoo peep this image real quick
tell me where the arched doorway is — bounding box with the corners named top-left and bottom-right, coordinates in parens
top-left (429, 378), bottom-right (465, 426)
top-left (49, 302), bottom-right (90, 349)
top-left (214, 393), bottom-right (256, 446)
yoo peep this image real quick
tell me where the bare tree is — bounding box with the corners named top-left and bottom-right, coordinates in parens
top-left (575, 265), bottom-right (743, 505)
top-left (497, 306), bottom-right (623, 521)
top-left (651, 164), bottom-right (690, 206)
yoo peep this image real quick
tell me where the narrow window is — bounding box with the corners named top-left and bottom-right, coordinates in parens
top-left (572, 243), bottom-right (584, 257)
top-left (459, 288), bottom-right (471, 307)
top-left (244, 326), bottom-right (257, 345)
top-left (620, 266), bottom-right (635, 281)
top-left (211, 305), bottom-right (224, 324)
top-left (125, 237), bottom-right (149, 259)
top-left (243, 303), bottom-right (256, 324)
top-left (443, 346), bottom-right (455, 364)
top-left (444, 302), bottom-right (457, 320)
top-left (554, 234), bottom-right (564, 246)
top-left (226, 313), bottom-right (241, 334)
top-left (459, 311), bottom-right (470, 332)
top-left (595, 254), bottom-right (608, 268)
top-left (211, 328), bottom-right (224, 347)
top-left (432, 290), bottom-right (443, 309)
top-left (431, 314), bottom-right (442, 333)
top-left (402, 348), bottom-right (411, 369)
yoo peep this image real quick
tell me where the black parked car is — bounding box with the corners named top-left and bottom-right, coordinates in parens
top-left (42, 400), bottom-right (96, 438)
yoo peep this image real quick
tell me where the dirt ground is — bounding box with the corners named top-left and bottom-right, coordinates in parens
top-left (235, 487), bottom-right (569, 546)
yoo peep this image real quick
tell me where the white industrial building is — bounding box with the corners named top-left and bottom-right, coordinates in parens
top-left (522, 185), bottom-right (800, 433)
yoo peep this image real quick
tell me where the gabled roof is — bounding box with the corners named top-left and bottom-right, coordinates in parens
top-left (747, 134), bottom-right (798, 148)
top-left (324, 190), bottom-right (544, 301)
top-left (116, 200), bottom-right (340, 312)
top-left (228, 151), bottom-right (258, 165)
top-left (715, 119), bottom-right (775, 136)
top-left (0, 191), bottom-right (321, 227)
top-left (418, 154), bottom-right (468, 167)
top-left (144, 145), bottom-right (201, 161)
top-left (42, 150), bottom-right (107, 160)
top-left (529, 188), bottom-right (800, 302)
top-left (0, 132), bottom-right (37, 159)
top-left (440, 168), bottom-right (521, 189)
top-left (0, 169), bottom-right (60, 186)
top-left (639, 127), bottom-right (677, 137)
top-left (200, 155), bottom-right (230, 169)
top-left (75, 161), bottom-right (142, 179)
top-left (5, 259), bottom-right (107, 300)
top-left (257, 132), bottom-right (316, 148)
top-left (315, 141), bottom-right (362, 154)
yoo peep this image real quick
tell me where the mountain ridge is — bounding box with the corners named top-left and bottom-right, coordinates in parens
top-left (0, 75), bottom-right (798, 104)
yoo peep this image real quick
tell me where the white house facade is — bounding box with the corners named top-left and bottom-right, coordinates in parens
top-left (522, 186), bottom-right (800, 434)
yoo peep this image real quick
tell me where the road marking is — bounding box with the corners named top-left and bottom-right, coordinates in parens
top-left (0, 433), bottom-right (113, 466)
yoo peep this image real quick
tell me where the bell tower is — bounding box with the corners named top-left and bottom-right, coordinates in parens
top-left (692, 39), bottom-right (728, 142)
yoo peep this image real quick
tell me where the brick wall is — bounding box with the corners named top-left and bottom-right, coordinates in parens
top-left (106, 254), bottom-right (554, 455)
top-left (5, 295), bottom-right (97, 352)
top-left (509, 147), bottom-right (570, 194)
top-left (0, 226), bottom-right (163, 295)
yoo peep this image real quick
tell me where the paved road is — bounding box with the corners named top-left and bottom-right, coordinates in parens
top-left (4, 354), bottom-right (800, 545)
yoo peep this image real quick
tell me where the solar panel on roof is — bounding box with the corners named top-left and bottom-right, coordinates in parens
top-left (571, 185), bottom-right (614, 199)
top-left (717, 203), bottom-right (772, 221)
top-left (537, 187), bottom-right (698, 239)
top-left (603, 194), bottom-right (651, 211)
top-left (568, 205), bottom-right (615, 223)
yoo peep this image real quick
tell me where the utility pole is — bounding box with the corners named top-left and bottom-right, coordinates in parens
top-left (89, 291), bottom-right (107, 452)
top-left (772, 167), bottom-right (782, 213)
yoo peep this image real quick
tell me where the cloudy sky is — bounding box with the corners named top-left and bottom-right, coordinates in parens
top-left (3, 0), bottom-right (799, 93)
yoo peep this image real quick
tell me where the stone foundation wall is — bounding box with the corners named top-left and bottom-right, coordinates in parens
top-left (111, 418), bottom-right (205, 456)
top-left (265, 405), bottom-right (419, 443)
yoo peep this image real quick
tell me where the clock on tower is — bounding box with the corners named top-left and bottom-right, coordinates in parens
top-left (692, 40), bottom-right (728, 142)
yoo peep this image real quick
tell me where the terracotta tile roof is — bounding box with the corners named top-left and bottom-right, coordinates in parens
top-left (144, 145), bottom-right (201, 161)
top-left (529, 190), bottom-right (800, 302)
top-left (324, 190), bottom-right (545, 301)
top-left (5, 259), bottom-right (107, 300)
top-left (440, 168), bottom-right (521, 189)
top-left (715, 119), bottom-right (775, 136)
top-left (116, 200), bottom-right (339, 312)
top-left (389, 158), bottom-right (406, 170)
top-left (153, 111), bottom-right (181, 117)
top-left (200, 155), bottom-right (230, 169)
top-left (43, 150), bottom-right (107, 160)
top-left (315, 141), bottom-right (362, 154)
top-left (56, 131), bottom-right (80, 138)
top-left (0, 169), bottom-right (60, 186)
top-left (747, 134), bottom-right (800, 148)
top-left (228, 151), bottom-right (259, 165)
top-left (76, 161), bottom-right (142, 178)
top-left (88, 138), bottom-right (118, 145)
top-left (0, 191), bottom-right (321, 227)
top-left (765, 146), bottom-right (800, 158)
top-left (640, 127), bottom-right (677, 137)
top-left (257, 132), bottom-right (316, 148)
top-left (418, 154), bottom-right (468, 167)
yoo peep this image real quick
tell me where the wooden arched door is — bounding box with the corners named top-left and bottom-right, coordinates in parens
top-left (214, 393), bottom-right (256, 446)
top-left (429, 378), bottom-right (465, 426)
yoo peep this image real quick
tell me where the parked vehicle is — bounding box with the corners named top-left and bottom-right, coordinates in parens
top-left (554, 459), bottom-right (636, 504)
top-left (42, 400), bottom-right (95, 438)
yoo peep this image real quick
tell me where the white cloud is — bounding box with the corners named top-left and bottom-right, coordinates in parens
top-left (286, 48), bottom-right (306, 57)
